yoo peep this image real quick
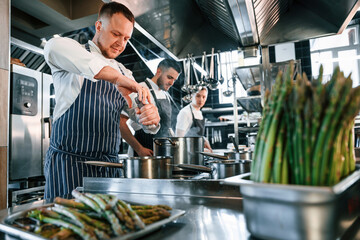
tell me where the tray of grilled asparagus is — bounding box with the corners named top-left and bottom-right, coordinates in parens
top-left (1, 190), bottom-right (185, 240)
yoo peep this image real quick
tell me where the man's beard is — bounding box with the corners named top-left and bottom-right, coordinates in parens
top-left (157, 77), bottom-right (167, 91)
top-left (97, 39), bottom-right (120, 59)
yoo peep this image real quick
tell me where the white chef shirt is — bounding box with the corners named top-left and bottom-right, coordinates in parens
top-left (175, 104), bottom-right (203, 136)
top-left (44, 37), bottom-right (133, 122)
top-left (122, 78), bottom-right (167, 131)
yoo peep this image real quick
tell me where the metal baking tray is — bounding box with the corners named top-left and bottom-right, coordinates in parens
top-left (0, 203), bottom-right (185, 240)
top-left (223, 169), bottom-right (360, 240)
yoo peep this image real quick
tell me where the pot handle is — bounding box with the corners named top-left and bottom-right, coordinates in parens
top-left (84, 161), bottom-right (123, 168)
top-left (173, 164), bottom-right (212, 173)
top-left (154, 138), bottom-right (176, 146)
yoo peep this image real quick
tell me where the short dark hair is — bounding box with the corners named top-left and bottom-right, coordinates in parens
top-left (158, 59), bottom-right (182, 74)
top-left (98, 2), bottom-right (135, 25)
top-left (192, 86), bottom-right (208, 96)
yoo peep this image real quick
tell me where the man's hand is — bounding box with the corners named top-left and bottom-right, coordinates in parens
top-left (118, 83), bottom-right (151, 109)
top-left (204, 138), bottom-right (213, 153)
top-left (136, 146), bottom-right (153, 156)
top-left (94, 66), bottom-right (151, 108)
top-left (136, 103), bottom-right (160, 126)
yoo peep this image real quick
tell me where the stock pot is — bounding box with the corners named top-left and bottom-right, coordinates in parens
top-left (153, 137), bottom-right (204, 171)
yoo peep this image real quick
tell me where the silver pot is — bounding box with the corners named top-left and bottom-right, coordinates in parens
top-left (200, 151), bottom-right (253, 161)
top-left (122, 156), bottom-right (173, 179)
top-left (225, 151), bottom-right (253, 160)
top-left (85, 156), bottom-right (173, 179)
top-left (153, 137), bottom-right (204, 171)
top-left (173, 159), bottom-right (251, 179)
top-left (209, 159), bottom-right (251, 179)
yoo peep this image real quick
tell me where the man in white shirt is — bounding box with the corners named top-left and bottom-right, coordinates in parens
top-left (43, 2), bottom-right (160, 198)
top-left (176, 87), bottom-right (213, 152)
top-left (120, 59), bottom-right (181, 156)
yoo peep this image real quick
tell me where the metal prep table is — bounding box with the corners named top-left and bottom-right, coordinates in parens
top-left (1, 177), bottom-right (360, 240)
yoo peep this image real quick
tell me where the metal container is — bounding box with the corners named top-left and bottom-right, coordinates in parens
top-left (223, 170), bottom-right (360, 240)
top-left (122, 156), bottom-right (173, 179)
top-left (210, 160), bottom-right (251, 179)
top-left (86, 156), bottom-right (173, 179)
top-left (225, 151), bottom-right (253, 160)
top-left (200, 150), bottom-right (253, 161)
top-left (154, 137), bottom-right (204, 171)
top-left (173, 160), bottom-right (251, 179)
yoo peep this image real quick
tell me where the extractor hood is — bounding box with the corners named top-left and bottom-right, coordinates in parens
top-left (10, 0), bottom-right (360, 59)
top-left (250, 0), bottom-right (360, 45)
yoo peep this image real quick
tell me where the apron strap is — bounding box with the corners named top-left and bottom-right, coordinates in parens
top-left (49, 145), bottom-right (118, 162)
top-left (190, 104), bottom-right (196, 123)
top-left (144, 79), bottom-right (162, 110)
top-left (85, 42), bottom-right (125, 76)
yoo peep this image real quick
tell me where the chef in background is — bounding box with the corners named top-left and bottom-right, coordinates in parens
top-left (176, 87), bottom-right (213, 152)
top-left (120, 59), bottom-right (181, 156)
top-left (43, 2), bottom-right (160, 199)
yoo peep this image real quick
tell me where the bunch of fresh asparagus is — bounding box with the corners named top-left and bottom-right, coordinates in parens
top-left (25, 190), bottom-right (171, 240)
top-left (251, 62), bottom-right (360, 186)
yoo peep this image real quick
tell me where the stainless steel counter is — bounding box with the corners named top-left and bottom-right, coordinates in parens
top-left (85, 178), bottom-right (249, 240)
top-left (1, 177), bottom-right (360, 240)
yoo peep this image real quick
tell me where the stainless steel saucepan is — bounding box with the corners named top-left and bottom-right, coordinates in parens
top-left (154, 137), bottom-right (204, 171)
top-left (171, 159), bottom-right (251, 179)
top-left (85, 156), bottom-right (173, 179)
top-left (200, 151), bottom-right (253, 161)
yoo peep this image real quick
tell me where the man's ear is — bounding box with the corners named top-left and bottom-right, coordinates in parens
top-left (156, 68), bottom-right (162, 76)
top-left (95, 20), bottom-right (102, 32)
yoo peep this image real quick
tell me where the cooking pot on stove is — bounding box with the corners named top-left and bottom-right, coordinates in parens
top-left (225, 151), bottom-right (253, 160)
top-left (85, 156), bottom-right (173, 179)
top-left (153, 137), bottom-right (204, 171)
top-left (172, 159), bottom-right (251, 179)
top-left (200, 151), bottom-right (253, 161)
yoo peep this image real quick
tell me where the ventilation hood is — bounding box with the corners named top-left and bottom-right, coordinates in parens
top-left (10, 0), bottom-right (360, 59)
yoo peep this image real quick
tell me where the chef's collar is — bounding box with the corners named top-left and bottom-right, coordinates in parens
top-left (87, 40), bottom-right (101, 54)
top-left (88, 40), bottom-right (117, 64)
top-left (146, 78), bottom-right (161, 91)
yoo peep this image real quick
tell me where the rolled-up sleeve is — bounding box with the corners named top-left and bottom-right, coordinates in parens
top-left (44, 37), bottom-right (109, 81)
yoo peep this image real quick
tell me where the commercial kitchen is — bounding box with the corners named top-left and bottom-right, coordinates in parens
top-left (1, 0), bottom-right (360, 239)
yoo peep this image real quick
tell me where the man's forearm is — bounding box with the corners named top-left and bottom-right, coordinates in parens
top-left (94, 66), bottom-right (123, 85)
top-left (204, 138), bottom-right (212, 150)
top-left (120, 116), bottom-right (144, 153)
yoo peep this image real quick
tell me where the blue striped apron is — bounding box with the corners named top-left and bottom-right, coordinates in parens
top-left (44, 43), bottom-right (125, 199)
